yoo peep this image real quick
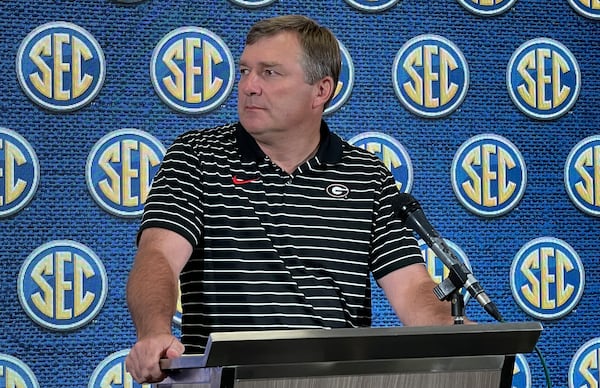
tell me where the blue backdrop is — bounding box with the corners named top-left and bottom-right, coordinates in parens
top-left (1, 0), bottom-right (599, 387)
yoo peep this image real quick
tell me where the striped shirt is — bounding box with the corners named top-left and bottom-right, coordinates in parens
top-left (139, 121), bottom-right (424, 353)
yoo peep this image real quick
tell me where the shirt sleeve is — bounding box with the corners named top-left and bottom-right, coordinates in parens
top-left (137, 132), bottom-right (204, 248)
top-left (369, 170), bottom-right (424, 280)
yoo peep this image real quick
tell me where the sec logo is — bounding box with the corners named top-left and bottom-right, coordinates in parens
top-left (228, 0), bottom-right (277, 7)
top-left (457, 0), bottom-right (518, 16)
top-left (510, 237), bottom-right (585, 320)
top-left (512, 353), bottom-right (532, 388)
top-left (564, 135), bottom-right (600, 217)
top-left (0, 128), bottom-right (40, 218)
top-left (86, 129), bottom-right (165, 217)
top-left (419, 238), bottom-right (472, 305)
top-left (344, 0), bottom-right (399, 12)
top-left (324, 39), bottom-right (354, 115)
top-left (507, 38), bottom-right (580, 120)
top-left (393, 34), bottom-right (469, 118)
top-left (16, 22), bottom-right (105, 112)
top-left (569, 337), bottom-right (600, 388)
top-left (0, 354), bottom-right (40, 388)
top-left (347, 132), bottom-right (413, 193)
top-left (151, 27), bottom-right (234, 114)
top-left (567, 0), bottom-right (600, 20)
top-left (18, 240), bottom-right (108, 330)
top-left (452, 134), bottom-right (527, 217)
top-left (88, 350), bottom-right (151, 388)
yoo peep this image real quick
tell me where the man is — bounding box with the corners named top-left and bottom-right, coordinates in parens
top-left (125, 15), bottom-right (456, 384)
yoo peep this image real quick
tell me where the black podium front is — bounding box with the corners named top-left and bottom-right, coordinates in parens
top-left (156, 322), bottom-right (542, 388)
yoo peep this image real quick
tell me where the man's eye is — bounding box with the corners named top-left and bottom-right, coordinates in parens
top-left (239, 68), bottom-right (249, 75)
top-left (264, 69), bottom-right (276, 76)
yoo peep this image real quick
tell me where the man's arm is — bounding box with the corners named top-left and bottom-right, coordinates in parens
top-left (378, 263), bottom-right (456, 326)
top-left (125, 227), bottom-right (193, 383)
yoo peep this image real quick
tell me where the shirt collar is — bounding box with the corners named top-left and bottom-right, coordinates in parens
top-left (235, 120), bottom-right (343, 165)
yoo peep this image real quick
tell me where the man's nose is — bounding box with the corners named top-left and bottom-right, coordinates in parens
top-left (240, 72), bottom-right (261, 96)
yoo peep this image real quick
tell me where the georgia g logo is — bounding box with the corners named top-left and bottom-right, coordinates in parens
top-left (452, 134), bottom-right (527, 217)
top-left (0, 128), bottom-right (40, 218)
top-left (569, 337), bottom-right (600, 388)
top-left (348, 132), bottom-right (413, 193)
top-left (86, 129), bottom-right (165, 217)
top-left (393, 34), bottom-right (469, 118)
top-left (18, 240), bottom-right (108, 331)
top-left (0, 354), bottom-right (40, 388)
top-left (17, 22), bottom-right (105, 112)
top-left (88, 350), bottom-right (151, 388)
top-left (324, 39), bottom-right (354, 115)
top-left (510, 237), bottom-right (585, 320)
top-left (507, 38), bottom-right (580, 120)
top-left (151, 27), bottom-right (234, 114)
top-left (564, 135), bottom-right (600, 217)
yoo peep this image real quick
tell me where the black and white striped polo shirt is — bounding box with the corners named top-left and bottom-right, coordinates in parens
top-left (140, 121), bottom-right (423, 353)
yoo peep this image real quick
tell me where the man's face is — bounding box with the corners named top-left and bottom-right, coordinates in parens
top-left (237, 32), bottom-right (319, 136)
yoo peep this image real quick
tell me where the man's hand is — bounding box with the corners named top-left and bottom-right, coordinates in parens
top-left (125, 334), bottom-right (185, 384)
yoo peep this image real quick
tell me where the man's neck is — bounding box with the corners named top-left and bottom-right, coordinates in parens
top-left (255, 122), bottom-right (322, 174)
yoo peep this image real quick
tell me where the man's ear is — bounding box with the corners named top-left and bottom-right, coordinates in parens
top-left (313, 76), bottom-right (335, 109)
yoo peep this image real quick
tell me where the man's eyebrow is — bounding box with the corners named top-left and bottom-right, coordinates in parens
top-left (238, 60), bottom-right (281, 68)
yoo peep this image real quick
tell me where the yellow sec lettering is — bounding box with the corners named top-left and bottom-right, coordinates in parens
top-left (71, 36), bottom-right (93, 99)
top-left (535, 48), bottom-right (551, 110)
top-left (539, 247), bottom-right (556, 309)
top-left (555, 249), bottom-right (575, 307)
top-left (402, 47), bottom-right (423, 105)
top-left (5, 367), bottom-right (28, 388)
top-left (574, 146), bottom-right (600, 206)
top-left (2, 140), bottom-right (28, 206)
top-left (28, 35), bottom-right (53, 98)
top-left (584, 0), bottom-right (600, 9)
top-left (578, 349), bottom-right (599, 387)
top-left (202, 40), bottom-right (224, 102)
top-left (100, 363), bottom-right (123, 386)
top-left (461, 147), bottom-right (482, 204)
top-left (481, 144), bottom-right (498, 207)
top-left (162, 40), bottom-right (185, 101)
top-left (516, 51), bottom-right (536, 107)
top-left (139, 142), bottom-right (161, 204)
top-left (513, 360), bottom-right (521, 375)
top-left (121, 140), bottom-right (140, 207)
top-left (497, 146), bottom-right (517, 204)
top-left (53, 33), bottom-right (71, 102)
top-left (30, 253), bottom-right (54, 318)
top-left (74, 252), bottom-right (95, 317)
top-left (552, 51), bottom-right (570, 108)
top-left (98, 142), bottom-right (122, 204)
top-left (425, 248), bottom-right (443, 284)
top-left (423, 45), bottom-right (439, 108)
top-left (382, 145), bottom-right (404, 191)
top-left (520, 250), bottom-right (540, 307)
top-left (439, 47), bottom-right (458, 106)
top-left (54, 251), bottom-right (73, 320)
top-left (334, 80), bottom-right (344, 99)
top-left (185, 37), bottom-right (202, 104)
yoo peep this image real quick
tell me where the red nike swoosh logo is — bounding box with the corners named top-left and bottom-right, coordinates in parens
top-left (232, 175), bottom-right (258, 185)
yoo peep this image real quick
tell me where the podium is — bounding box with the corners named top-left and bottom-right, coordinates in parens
top-left (157, 322), bottom-right (542, 388)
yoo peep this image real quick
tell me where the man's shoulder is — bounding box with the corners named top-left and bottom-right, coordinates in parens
top-left (177, 122), bottom-right (238, 144)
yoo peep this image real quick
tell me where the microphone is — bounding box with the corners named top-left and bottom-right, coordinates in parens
top-left (395, 193), bottom-right (503, 322)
